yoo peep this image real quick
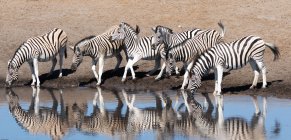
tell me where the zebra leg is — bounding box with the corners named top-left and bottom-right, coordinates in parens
top-left (28, 61), bottom-right (36, 86)
top-left (113, 53), bottom-right (122, 72)
top-left (147, 57), bottom-right (161, 76)
top-left (213, 68), bottom-right (218, 95)
top-left (181, 62), bottom-right (193, 89)
top-left (58, 48), bottom-right (65, 77)
top-left (122, 60), bottom-right (131, 82)
top-left (249, 59), bottom-right (260, 89)
top-left (215, 65), bottom-right (224, 95)
top-left (128, 56), bottom-right (141, 80)
top-left (33, 58), bottom-right (40, 87)
top-left (257, 61), bottom-right (267, 88)
top-left (97, 55), bottom-right (105, 86)
top-left (91, 59), bottom-right (98, 81)
top-left (155, 62), bottom-right (166, 80)
top-left (48, 57), bottom-right (57, 77)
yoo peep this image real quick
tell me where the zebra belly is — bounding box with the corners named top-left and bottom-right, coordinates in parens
top-left (38, 54), bottom-right (56, 62)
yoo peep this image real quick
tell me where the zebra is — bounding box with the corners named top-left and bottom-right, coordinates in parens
top-left (109, 22), bottom-right (173, 82)
top-left (6, 87), bottom-right (69, 140)
top-left (157, 22), bottom-right (225, 89)
top-left (187, 91), bottom-right (266, 140)
top-left (188, 35), bottom-right (280, 95)
top-left (6, 28), bottom-right (68, 87)
top-left (70, 25), bottom-right (127, 85)
top-left (151, 25), bottom-right (204, 80)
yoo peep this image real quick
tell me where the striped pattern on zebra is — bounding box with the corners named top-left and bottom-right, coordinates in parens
top-left (151, 26), bottom-right (204, 80)
top-left (70, 25), bottom-right (127, 85)
top-left (109, 22), bottom-right (173, 82)
top-left (6, 28), bottom-right (68, 87)
top-left (189, 35), bottom-right (280, 95)
top-left (6, 87), bottom-right (68, 140)
top-left (160, 22), bottom-right (225, 89)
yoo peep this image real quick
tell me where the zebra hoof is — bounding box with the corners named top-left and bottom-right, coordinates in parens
top-left (155, 77), bottom-right (161, 81)
top-left (146, 74), bottom-right (151, 77)
top-left (132, 77), bottom-right (137, 81)
top-left (249, 85), bottom-right (256, 89)
top-left (96, 83), bottom-right (101, 86)
top-left (121, 79), bottom-right (126, 83)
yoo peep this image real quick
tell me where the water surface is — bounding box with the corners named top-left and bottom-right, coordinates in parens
top-left (0, 87), bottom-right (290, 140)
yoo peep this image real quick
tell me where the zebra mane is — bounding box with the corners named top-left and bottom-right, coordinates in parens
top-left (74, 35), bottom-right (96, 51)
top-left (121, 22), bottom-right (138, 34)
top-left (155, 25), bottom-right (173, 34)
top-left (8, 43), bottom-right (26, 68)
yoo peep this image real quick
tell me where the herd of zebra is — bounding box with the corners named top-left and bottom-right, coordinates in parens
top-left (6, 87), bottom-right (267, 140)
top-left (6, 21), bottom-right (280, 95)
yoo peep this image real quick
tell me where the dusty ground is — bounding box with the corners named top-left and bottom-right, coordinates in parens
top-left (0, 0), bottom-right (290, 98)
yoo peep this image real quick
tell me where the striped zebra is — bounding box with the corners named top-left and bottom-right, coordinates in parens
top-left (109, 22), bottom-right (173, 82)
top-left (151, 26), bottom-right (204, 80)
top-left (188, 93), bottom-right (266, 140)
top-left (6, 28), bottom-right (68, 87)
top-left (157, 22), bottom-right (225, 89)
top-left (188, 35), bottom-right (280, 95)
top-left (6, 87), bottom-right (68, 140)
top-left (70, 25), bottom-right (127, 85)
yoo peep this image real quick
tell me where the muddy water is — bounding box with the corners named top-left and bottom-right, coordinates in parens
top-left (0, 87), bottom-right (290, 140)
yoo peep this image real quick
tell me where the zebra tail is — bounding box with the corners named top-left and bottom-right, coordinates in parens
top-left (217, 20), bottom-right (225, 38)
top-left (265, 42), bottom-right (280, 61)
top-left (64, 46), bottom-right (67, 59)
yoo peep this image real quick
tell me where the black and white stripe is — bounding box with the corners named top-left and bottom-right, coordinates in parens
top-left (110, 22), bottom-right (173, 82)
top-left (164, 23), bottom-right (225, 89)
top-left (151, 26), bottom-right (204, 79)
top-left (6, 28), bottom-right (68, 87)
top-left (189, 35), bottom-right (280, 95)
top-left (70, 25), bottom-right (126, 85)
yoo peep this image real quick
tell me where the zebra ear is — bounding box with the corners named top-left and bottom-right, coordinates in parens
top-left (151, 26), bottom-right (156, 32)
top-left (69, 45), bottom-right (74, 51)
top-left (7, 59), bottom-right (11, 66)
top-left (135, 25), bottom-right (140, 34)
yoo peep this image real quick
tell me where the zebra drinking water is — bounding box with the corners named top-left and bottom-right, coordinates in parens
top-left (188, 35), bottom-right (280, 95)
top-left (6, 28), bottom-right (68, 87)
top-left (109, 22), bottom-right (172, 82)
top-left (70, 25), bottom-right (127, 85)
top-left (156, 22), bottom-right (225, 89)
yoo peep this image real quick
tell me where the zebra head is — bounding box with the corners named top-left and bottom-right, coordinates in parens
top-left (71, 46), bottom-right (84, 71)
top-left (70, 36), bottom-right (96, 71)
top-left (110, 22), bottom-right (140, 42)
top-left (151, 25), bottom-right (173, 50)
top-left (188, 71), bottom-right (202, 94)
top-left (165, 53), bottom-right (176, 77)
top-left (6, 60), bottom-right (18, 87)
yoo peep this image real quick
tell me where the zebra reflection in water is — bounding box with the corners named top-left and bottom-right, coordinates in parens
top-left (183, 91), bottom-right (267, 140)
top-left (72, 87), bottom-right (129, 138)
top-left (6, 87), bottom-right (68, 140)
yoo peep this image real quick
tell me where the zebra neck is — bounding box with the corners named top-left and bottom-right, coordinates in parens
top-left (167, 33), bottom-right (187, 48)
top-left (124, 33), bottom-right (138, 50)
top-left (193, 54), bottom-right (215, 78)
top-left (10, 48), bottom-right (31, 69)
